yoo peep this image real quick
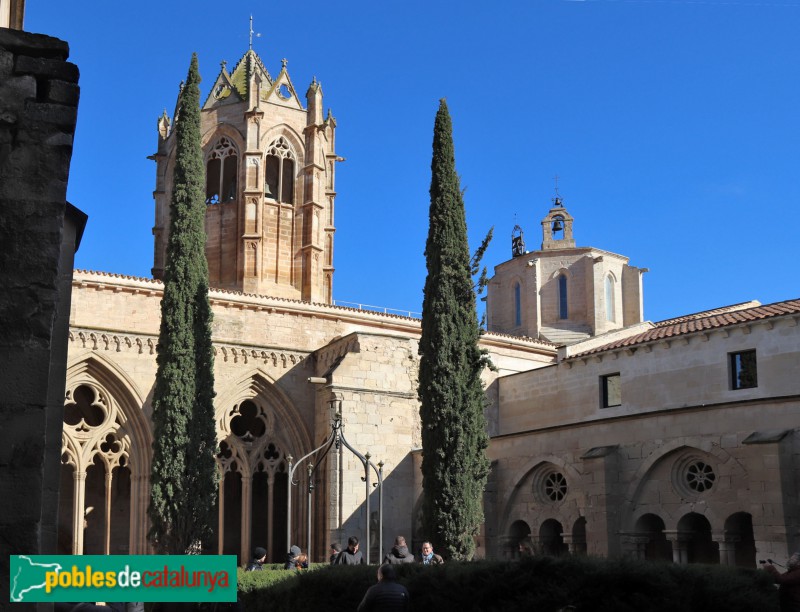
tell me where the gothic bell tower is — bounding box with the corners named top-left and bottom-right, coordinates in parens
top-left (151, 43), bottom-right (339, 304)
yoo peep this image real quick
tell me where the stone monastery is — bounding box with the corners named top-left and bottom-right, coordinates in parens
top-left (61, 45), bottom-right (800, 568)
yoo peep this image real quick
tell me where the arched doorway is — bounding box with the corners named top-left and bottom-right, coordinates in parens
top-left (634, 513), bottom-right (672, 562)
top-left (724, 512), bottom-right (756, 567)
top-left (677, 513), bottom-right (719, 564)
top-left (571, 517), bottom-right (587, 556)
top-left (540, 519), bottom-right (568, 557)
top-left (508, 519), bottom-right (532, 559)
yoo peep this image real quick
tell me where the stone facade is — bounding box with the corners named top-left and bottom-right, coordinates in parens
top-left (488, 299), bottom-right (800, 562)
top-left (63, 270), bottom-right (552, 563)
top-left (55, 43), bottom-right (800, 570)
top-left (0, 25), bottom-right (84, 606)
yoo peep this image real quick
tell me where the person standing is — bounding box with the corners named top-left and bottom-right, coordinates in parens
top-left (284, 545), bottom-right (303, 570)
top-left (334, 535), bottom-right (365, 565)
top-left (419, 541), bottom-right (444, 565)
top-left (329, 542), bottom-right (342, 564)
top-left (383, 536), bottom-right (415, 564)
top-left (765, 553), bottom-right (800, 612)
top-left (357, 564), bottom-right (410, 612)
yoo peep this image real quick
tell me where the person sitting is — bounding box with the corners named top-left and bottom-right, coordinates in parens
top-left (334, 535), bottom-right (365, 565)
top-left (419, 541), bottom-right (443, 565)
top-left (383, 536), bottom-right (415, 564)
top-left (357, 564), bottom-right (410, 612)
top-left (245, 546), bottom-right (267, 571)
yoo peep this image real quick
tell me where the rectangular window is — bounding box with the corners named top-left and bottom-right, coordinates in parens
top-left (601, 373), bottom-right (621, 408)
top-left (730, 350), bottom-right (757, 390)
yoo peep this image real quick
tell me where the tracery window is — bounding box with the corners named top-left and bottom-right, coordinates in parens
top-left (206, 137), bottom-right (239, 205)
top-left (61, 382), bottom-right (131, 555)
top-left (264, 137), bottom-right (295, 204)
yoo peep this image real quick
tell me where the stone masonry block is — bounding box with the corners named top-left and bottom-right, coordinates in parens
top-left (0, 50), bottom-right (13, 77)
top-left (14, 55), bottom-right (79, 83)
top-left (0, 29), bottom-right (70, 59)
top-left (43, 80), bottom-right (80, 106)
top-left (22, 100), bottom-right (78, 129)
top-left (0, 74), bottom-right (36, 107)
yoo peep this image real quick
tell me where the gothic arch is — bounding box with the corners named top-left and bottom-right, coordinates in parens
top-left (622, 441), bottom-right (742, 532)
top-left (215, 368), bottom-right (311, 455)
top-left (213, 369), bottom-right (310, 563)
top-left (498, 455), bottom-right (584, 536)
top-left (261, 125), bottom-right (304, 162)
top-left (201, 123), bottom-right (245, 152)
top-left (62, 354), bottom-right (153, 555)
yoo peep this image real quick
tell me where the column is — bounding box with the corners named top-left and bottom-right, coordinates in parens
top-left (72, 471), bottom-right (87, 555)
top-left (267, 474), bottom-right (274, 561)
top-left (241, 474), bottom-right (252, 565)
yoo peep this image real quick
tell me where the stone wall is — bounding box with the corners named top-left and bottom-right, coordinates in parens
top-left (0, 27), bottom-right (81, 605)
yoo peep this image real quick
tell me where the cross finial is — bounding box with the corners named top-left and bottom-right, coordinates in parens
top-left (281, 58), bottom-right (288, 69)
top-left (249, 15), bottom-right (261, 50)
top-left (220, 60), bottom-right (227, 72)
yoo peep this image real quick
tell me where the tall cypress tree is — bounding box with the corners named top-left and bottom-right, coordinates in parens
top-left (148, 54), bottom-right (218, 555)
top-left (418, 99), bottom-right (490, 561)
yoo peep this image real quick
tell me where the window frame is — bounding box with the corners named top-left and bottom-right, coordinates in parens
top-left (729, 349), bottom-right (758, 390)
top-left (600, 373), bottom-right (621, 408)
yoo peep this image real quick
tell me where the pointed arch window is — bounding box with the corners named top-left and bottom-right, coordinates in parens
top-left (605, 274), bottom-right (616, 322)
top-left (558, 273), bottom-right (568, 320)
top-left (265, 137), bottom-right (295, 204)
top-left (205, 137), bottom-right (239, 205)
top-left (514, 282), bottom-right (522, 326)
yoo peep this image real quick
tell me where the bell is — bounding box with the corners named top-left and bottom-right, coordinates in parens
top-left (552, 219), bottom-right (564, 233)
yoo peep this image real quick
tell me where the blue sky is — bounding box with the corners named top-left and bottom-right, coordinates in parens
top-left (27, 0), bottom-right (800, 322)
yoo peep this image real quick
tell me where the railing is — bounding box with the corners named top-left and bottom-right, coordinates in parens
top-left (333, 299), bottom-right (421, 319)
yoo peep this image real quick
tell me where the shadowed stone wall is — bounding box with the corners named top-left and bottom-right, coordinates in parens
top-left (0, 26), bottom-right (83, 607)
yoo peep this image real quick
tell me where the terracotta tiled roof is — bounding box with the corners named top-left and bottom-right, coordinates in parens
top-left (568, 298), bottom-right (800, 359)
top-left (655, 300), bottom-right (761, 326)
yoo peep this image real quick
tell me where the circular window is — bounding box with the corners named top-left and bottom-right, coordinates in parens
top-left (278, 84), bottom-right (292, 99)
top-left (544, 472), bottom-right (567, 501)
top-left (686, 461), bottom-right (716, 492)
top-left (672, 454), bottom-right (718, 497)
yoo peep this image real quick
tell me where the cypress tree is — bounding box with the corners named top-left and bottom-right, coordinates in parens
top-left (148, 54), bottom-right (218, 555)
top-left (418, 99), bottom-right (490, 561)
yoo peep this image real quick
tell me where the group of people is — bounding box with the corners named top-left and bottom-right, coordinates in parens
top-left (244, 535), bottom-right (443, 571)
top-left (244, 535), bottom-right (446, 611)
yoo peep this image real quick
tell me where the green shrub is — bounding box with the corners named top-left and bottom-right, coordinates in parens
top-left (237, 557), bottom-right (779, 612)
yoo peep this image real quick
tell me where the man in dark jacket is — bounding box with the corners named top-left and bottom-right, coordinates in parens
top-left (245, 546), bottom-right (267, 571)
top-left (334, 535), bottom-right (365, 565)
top-left (357, 564), bottom-right (410, 612)
top-left (765, 553), bottom-right (800, 612)
top-left (284, 545), bottom-right (306, 570)
top-left (419, 541), bottom-right (444, 565)
top-left (329, 542), bottom-right (342, 564)
top-left (383, 536), bottom-right (415, 564)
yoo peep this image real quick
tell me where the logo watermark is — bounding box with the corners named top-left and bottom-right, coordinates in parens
top-left (10, 555), bottom-right (238, 603)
